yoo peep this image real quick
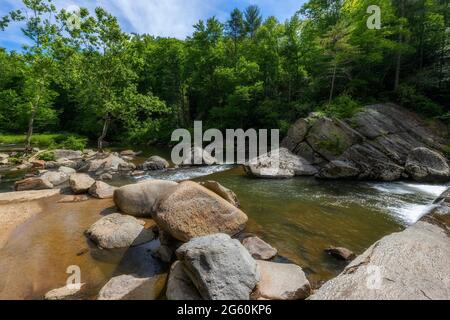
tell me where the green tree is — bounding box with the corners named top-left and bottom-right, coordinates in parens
top-left (244, 5), bottom-right (262, 38)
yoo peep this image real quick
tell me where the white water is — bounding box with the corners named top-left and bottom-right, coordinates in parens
top-left (369, 181), bottom-right (448, 225)
top-left (135, 164), bottom-right (233, 182)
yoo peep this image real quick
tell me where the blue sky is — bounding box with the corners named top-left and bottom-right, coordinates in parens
top-left (0, 0), bottom-right (307, 51)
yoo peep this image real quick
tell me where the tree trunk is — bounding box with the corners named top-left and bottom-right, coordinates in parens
top-left (25, 105), bottom-right (37, 152)
top-left (394, 0), bottom-right (405, 91)
top-left (98, 115), bottom-right (111, 152)
top-left (329, 63), bottom-right (337, 104)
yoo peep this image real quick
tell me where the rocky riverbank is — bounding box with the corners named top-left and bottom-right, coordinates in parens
top-left (247, 103), bottom-right (450, 182)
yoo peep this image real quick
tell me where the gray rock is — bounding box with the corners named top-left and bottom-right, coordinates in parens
top-left (88, 181), bottom-right (116, 199)
top-left (154, 181), bottom-right (248, 242)
top-left (281, 119), bottom-right (309, 151)
top-left (142, 156), bottom-right (170, 170)
top-left (44, 284), bottom-right (85, 300)
top-left (14, 176), bottom-right (53, 191)
top-left (309, 221), bottom-right (450, 300)
top-left (166, 261), bottom-right (202, 300)
top-left (86, 213), bottom-right (154, 249)
top-left (176, 233), bottom-right (260, 300)
top-left (198, 180), bottom-right (240, 207)
top-left (242, 236), bottom-right (277, 260)
top-left (97, 273), bottom-right (167, 300)
top-left (252, 261), bottom-right (311, 300)
top-left (41, 171), bottom-right (69, 186)
top-left (113, 180), bottom-right (178, 217)
top-left (405, 147), bottom-right (450, 182)
top-left (58, 166), bottom-right (76, 175)
top-left (181, 147), bottom-right (217, 166)
top-left (317, 160), bottom-right (360, 179)
top-left (53, 149), bottom-right (83, 160)
top-left (245, 148), bottom-right (317, 179)
top-left (69, 173), bottom-right (95, 194)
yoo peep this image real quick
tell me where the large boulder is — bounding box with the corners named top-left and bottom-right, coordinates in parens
top-left (176, 234), bottom-right (260, 300)
top-left (242, 236), bottom-right (277, 260)
top-left (141, 156), bottom-right (170, 170)
top-left (88, 181), bottom-right (116, 199)
top-left (198, 180), bottom-right (240, 207)
top-left (309, 220), bottom-right (450, 300)
top-left (405, 147), bottom-right (450, 182)
top-left (252, 261), bottom-right (311, 300)
top-left (82, 153), bottom-right (133, 174)
top-left (85, 213), bottom-right (154, 249)
top-left (69, 173), bottom-right (95, 194)
top-left (41, 171), bottom-right (69, 186)
top-left (14, 176), bottom-right (53, 191)
top-left (245, 148), bottom-right (317, 179)
top-left (154, 181), bottom-right (248, 242)
top-left (113, 180), bottom-right (178, 217)
top-left (97, 273), bottom-right (167, 300)
top-left (166, 261), bottom-right (202, 300)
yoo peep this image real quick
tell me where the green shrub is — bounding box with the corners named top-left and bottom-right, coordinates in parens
top-left (322, 95), bottom-right (362, 119)
top-left (59, 135), bottom-right (88, 151)
top-left (396, 85), bottom-right (443, 118)
top-left (38, 151), bottom-right (56, 161)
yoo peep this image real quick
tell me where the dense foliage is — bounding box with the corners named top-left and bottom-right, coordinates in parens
top-left (0, 0), bottom-right (448, 146)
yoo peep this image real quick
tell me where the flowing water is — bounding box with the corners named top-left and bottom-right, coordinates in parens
top-left (0, 146), bottom-right (447, 298)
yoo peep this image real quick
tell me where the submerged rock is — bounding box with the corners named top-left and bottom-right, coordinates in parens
top-left (198, 180), bottom-right (240, 207)
top-left (154, 181), bottom-right (248, 242)
top-left (242, 236), bottom-right (277, 260)
top-left (176, 234), bottom-right (260, 300)
top-left (113, 180), bottom-right (178, 217)
top-left (86, 213), bottom-right (155, 249)
top-left (405, 147), bottom-right (450, 182)
top-left (324, 246), bottom-right (356, 261)
top-left (69, 173), bottom-right (95, 194)
top-left (252, 261), bottom-right (311, 300)
top-left (166, 261), bottom-right (202, 300)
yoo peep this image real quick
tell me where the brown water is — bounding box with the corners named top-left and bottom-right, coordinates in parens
top-left (0, 146), bottom-right (446, 299)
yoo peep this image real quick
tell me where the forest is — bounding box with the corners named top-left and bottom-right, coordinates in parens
top-left (0, 0), bottom-right (449, 150)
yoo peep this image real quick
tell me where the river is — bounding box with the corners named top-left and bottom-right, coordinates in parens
top-left (0, 146), bottom-right (447, 299)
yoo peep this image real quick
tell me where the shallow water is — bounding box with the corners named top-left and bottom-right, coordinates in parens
top-left (0, 146), bottom-right (447, 298)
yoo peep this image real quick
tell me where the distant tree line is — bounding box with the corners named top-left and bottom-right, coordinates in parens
top-left (0, 0), bottom-right (448, 148)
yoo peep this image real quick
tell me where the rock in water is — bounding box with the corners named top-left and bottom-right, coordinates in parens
top-left (166, 261), bottom-right (202, 300)
top-left (41, 171), bottom-right (69, 186)
top-left (97, 274), bottom-right (167, 300)
top-left (198, 180), bottom-right (240, 207)
top-left (85, 213), bottom-right (154, 249)
top-left (114, 180), bottom-right (178, 217)
top-left (44, 284), bottom-right (85, 300)
top-left (252, 261), bottom-right (311, 300)
top-left (324, 246), bottom-right (356, 261)
top-left (181, 147), bottom-right (217, 166)
top-left (88, 181), bottom-right (116, 199)
top-left (310, 221), bottom-right (450, 300)
top-left (245, 148), bottom-right (317, 179)
top-left (141, 156), bottom-right (170, 170)
top-left (14, 176), bottom-right (53, 191)
top-left (405, 147), bottom-right (450, 182)
top-left (154, 181), bottom-right (248, 242)
top-left (69, 173), bottom-right (95, 194)
top-left (242, 236), bottom-right (277, 260)
top-left (176, 233), bottom-right (260, 300)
